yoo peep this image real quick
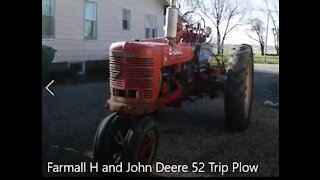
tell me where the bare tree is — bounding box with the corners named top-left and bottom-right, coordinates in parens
top-left (264, 0), bottom-right (279, 55)
top-left (247, 18), bottom-right (265, 55)
top-left (195, 0), bottom-right (249, 55)
top-left (176, 0), bottom-right (197, 22)
top-left (272, 27), bottom-right (279, 54)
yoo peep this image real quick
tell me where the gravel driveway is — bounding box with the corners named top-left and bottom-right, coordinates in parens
top-left (42, 64), bottom-right (279, 177)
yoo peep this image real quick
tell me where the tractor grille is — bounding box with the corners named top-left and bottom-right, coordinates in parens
top-left (110, 57), bottom-right (124, 88)
top-left (109, 56), bottom-right (154, 99)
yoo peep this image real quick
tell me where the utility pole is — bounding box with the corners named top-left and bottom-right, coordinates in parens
top-left (264, 11), bottom-right (270, 64)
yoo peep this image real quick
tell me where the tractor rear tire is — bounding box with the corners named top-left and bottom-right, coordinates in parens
top-left (123, 116), bottom-right (159, 166)
top-left (224, 44), bottom-right (254, 131)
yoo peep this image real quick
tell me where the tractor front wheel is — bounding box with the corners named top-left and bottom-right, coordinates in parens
top-left (93, 113), bottom-right (132, 176)
top-left (224, 44), bottom-right (254, 131)
top-left (93, 114), bottom-right (159, 176)
top-left (123, 116), bottom-right (159, 166)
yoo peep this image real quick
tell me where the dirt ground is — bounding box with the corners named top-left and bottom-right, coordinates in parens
top-left (42, 64), bottom-right (279, 177)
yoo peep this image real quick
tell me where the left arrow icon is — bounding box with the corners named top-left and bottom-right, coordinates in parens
top-left (46, 80), bottom-right (55, 96)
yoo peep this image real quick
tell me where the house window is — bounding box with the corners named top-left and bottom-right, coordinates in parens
top-left (84, 1), bottom-right (97, 40)
top-left (42, 0), bottom-right (55, 38)
top-left (145, 15), bottom-right (157, 38)
top-left (123, 9), bottom-right (130, 30)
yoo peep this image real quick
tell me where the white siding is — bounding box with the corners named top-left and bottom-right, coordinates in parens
top-left (42, 0), bottom-right (166, 63)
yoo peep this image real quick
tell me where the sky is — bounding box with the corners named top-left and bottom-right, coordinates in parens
top-left (224, 0), bottom-right (278, 46)
top-left (182, 0), bottom-right (279, 47)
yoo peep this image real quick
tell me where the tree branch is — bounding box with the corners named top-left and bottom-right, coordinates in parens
top-left (177, 0), bottom-right (181, 12)
top-left (195, 0), bottom-right (218, 27)
top-left (222, 11), bottom-right (245, 43)
top-left (213, 0), bottom-right (219, 19)
top-left (246, 33), bottom-right (260, 42)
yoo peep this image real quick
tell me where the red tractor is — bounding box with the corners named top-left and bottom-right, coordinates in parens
top-left (93, 0), bottom-right (253, 176)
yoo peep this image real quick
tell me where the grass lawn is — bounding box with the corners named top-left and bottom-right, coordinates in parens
top-left (209, 54), bottom-right (279, 66)
top-left (254, 54), bottom-right (279, 64)
top-left (218, 45), bottom-right (279, 64)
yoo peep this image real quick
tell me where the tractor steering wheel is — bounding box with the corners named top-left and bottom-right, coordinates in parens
top-left (180, 11), bottom-right (212, 46)
top-left (180, 11), bottom-right (206, 35)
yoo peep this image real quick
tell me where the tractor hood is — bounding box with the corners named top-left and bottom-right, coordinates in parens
top-left (110, 41), bottom-right (167, 59)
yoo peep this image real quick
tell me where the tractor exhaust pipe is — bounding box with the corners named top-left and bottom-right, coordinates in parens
top-left (165, 0), bottom-right (178, 39)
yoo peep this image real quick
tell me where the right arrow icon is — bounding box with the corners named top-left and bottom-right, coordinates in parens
top-left (46, 80), bottom-right (55, 96)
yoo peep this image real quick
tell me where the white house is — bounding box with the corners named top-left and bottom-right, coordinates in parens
top-left (42, 0), bottom-right (169, 73)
